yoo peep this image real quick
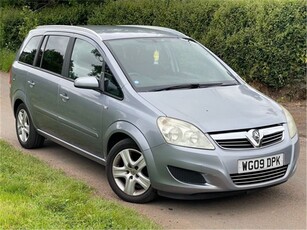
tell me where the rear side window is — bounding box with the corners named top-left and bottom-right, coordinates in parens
top-left (41, 36), bottom-right (70, 75)
top-left (19, 36), bottom-right (42, 65)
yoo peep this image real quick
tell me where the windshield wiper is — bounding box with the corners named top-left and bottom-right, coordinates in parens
top-left (153, 83), bottom-right (201, 91)
top-left (153, 81), bottom-right (237, 91)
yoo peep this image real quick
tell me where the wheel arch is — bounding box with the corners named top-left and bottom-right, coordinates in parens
top-left (11, 89), bottom-right (28, 118)
top-left (13, 99), bottom-right (24, 117)
top-left (103, 121), bottom-right (151, 159)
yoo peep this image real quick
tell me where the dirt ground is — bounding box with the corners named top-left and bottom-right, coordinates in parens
top-left (282, 101), bottom-right (306, 138)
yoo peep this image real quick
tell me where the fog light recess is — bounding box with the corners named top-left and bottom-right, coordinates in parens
top-left (168, 165), bottom-right (206, 185)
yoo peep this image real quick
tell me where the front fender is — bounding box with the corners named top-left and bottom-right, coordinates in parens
top-left (103, 121), bottom-right (151, 158)
top-left (103, 121), bottom-right (160, 185)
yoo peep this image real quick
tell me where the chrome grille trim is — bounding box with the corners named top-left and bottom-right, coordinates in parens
top-left (262, 132), bottom-right (283, 147)
top-left (230, 165), bottom-right (288, 185)
top-left (215, 139), bottom-right (253, 149)
top-left (211, 125), bottom-right (284, 150)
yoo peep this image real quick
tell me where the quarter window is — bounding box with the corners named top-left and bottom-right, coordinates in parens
top-left (69, 39), bottom-right (103, 80)
top-left (41, 36), bottom-right (69, 74)
top-left (104, 64), bottom-right (123, 98)
top-left (19, 36), bottom-right (42, 65)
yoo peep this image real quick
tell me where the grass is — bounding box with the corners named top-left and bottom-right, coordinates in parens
top-left (0, 140), bottom-right (160, 229)
top-left (0, 49), bottom-right (15, 72)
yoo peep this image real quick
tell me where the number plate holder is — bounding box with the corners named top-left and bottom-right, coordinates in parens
top-left (238, 154), bottom-right (284, 174)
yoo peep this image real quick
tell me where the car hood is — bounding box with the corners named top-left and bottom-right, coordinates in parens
top-left (139, 84), bottom-right (285, 132)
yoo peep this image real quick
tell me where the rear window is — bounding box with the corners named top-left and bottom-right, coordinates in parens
top-left (19, 36), bottom-right (42, 65)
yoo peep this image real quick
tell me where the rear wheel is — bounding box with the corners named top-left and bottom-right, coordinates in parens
top-left (15, 104), bottom-right (44, 149)
top-left (107, 139), bottom-right (156, 203)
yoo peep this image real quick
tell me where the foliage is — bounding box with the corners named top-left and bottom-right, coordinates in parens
top-left (202, 0), bottom-right (306, 89)
top-left (0, 49), bottom-right (15, 72)
top-left (0, 0), bottom-right (305, 98)
top-left (88, 0), bottom-right (221, 40)
top-left (0, 140), bottom-right (159, 229)
top-left (0, 0), bottom-right (105, 10)
top-left (18, 6), bottom-right (38, 42)
top-left (37, 4), bottom-right (90, 25)
top-left (0, 8), bottom-right (23, 50)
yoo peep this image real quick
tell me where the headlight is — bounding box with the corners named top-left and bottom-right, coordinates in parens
top-left (157, 117), bottom-right (215, 149)
top-left (281, 106), bottom-right (297, 138)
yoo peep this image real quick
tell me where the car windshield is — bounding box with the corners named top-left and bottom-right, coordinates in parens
top-left (105, 38), bottom-right (238, 92)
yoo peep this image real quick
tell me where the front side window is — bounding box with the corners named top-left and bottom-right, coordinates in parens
top-left (106, 38), bottom-right (238, 92)
top-left (19, 36), bottom-right (42, 65)
top-left (41, 36), bottom-right (69, 74)
top-left (69, 39), bottom-right (103, 80)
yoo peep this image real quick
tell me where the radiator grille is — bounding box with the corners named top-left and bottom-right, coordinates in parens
top-left (211, 126), bottom-right (284, 150)
top-left (230, 165), bottom-right (288, 185)
top-left (216, 138), bottom-right (253, 149)
top-left (262, 131), bottom-right (283, 147)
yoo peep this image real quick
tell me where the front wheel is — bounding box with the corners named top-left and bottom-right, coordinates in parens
top-left (106, 139), bottom-right (156, 203)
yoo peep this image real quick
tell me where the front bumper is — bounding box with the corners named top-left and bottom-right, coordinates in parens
top-left (144, 133), bottom-right (300, 196)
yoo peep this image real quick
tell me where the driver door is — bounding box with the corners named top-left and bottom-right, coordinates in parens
top-left (57, 37), bottom-right (106, 156)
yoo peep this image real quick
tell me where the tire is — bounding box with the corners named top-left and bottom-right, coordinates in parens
top-left (107, 139), bottom-right (157, 203)
top-left (15, 104), bottom-right (44, 149)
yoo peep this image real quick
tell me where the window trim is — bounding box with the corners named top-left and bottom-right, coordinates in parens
top-left (62, 37), bottom-right (75, 79)
top-left (34, 35), bottom-right (48, 68)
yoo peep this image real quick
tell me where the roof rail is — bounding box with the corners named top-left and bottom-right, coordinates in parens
top-left (120, 25), bottom-right (188, 38)
top-left (36, 25), bottom-right (101, 40)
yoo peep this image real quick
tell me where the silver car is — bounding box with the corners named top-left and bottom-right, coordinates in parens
top-left (10, 25), bottom-right (300, 203)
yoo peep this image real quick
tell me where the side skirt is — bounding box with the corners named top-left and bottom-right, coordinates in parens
top-left (37, 129), bottom-right (106, 165)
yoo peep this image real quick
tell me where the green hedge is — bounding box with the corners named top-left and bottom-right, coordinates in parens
top-left (88, 0), bottom-right (220, 40)
top-left (0, 0), bottom-right (306, 98)
top-left (0, 8), bottom-right (23, 50)
top-left (0, 5), bottom-right (91, 50)
top-left (0, 49), bottom-right (16, 72)
top-left (202, 0), bottom-right (306, 89)
top-left (37, 4), bottom-right (89, 25)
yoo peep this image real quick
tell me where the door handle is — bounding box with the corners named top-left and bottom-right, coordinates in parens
top-left (60, 93), bottom-right (70, 101)
top-left (27, 80), bottom-right (35, 88)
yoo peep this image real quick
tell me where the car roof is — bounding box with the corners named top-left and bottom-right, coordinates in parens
top-left (35, 25), bottom-right (189, 40)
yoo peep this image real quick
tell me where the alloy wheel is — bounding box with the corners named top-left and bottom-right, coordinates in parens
top-left (112, 148), bottom-right (150, 196)
top-left (17, 109), bottom-right (30, 143)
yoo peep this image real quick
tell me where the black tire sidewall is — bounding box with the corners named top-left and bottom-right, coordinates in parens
top-left (106, 139), bottom-right (156, 203)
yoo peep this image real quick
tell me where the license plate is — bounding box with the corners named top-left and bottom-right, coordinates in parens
top-left (238, 154), bottom-right (284, 174)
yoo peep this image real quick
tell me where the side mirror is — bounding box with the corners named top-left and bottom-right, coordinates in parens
top-left (74, 77), bottom-right (99, 89)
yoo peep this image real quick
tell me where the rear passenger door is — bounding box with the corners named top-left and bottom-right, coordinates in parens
top-left (26, 35), bottom-right (70, 136)
top-left (57, 37), bottom-right (106, 156)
